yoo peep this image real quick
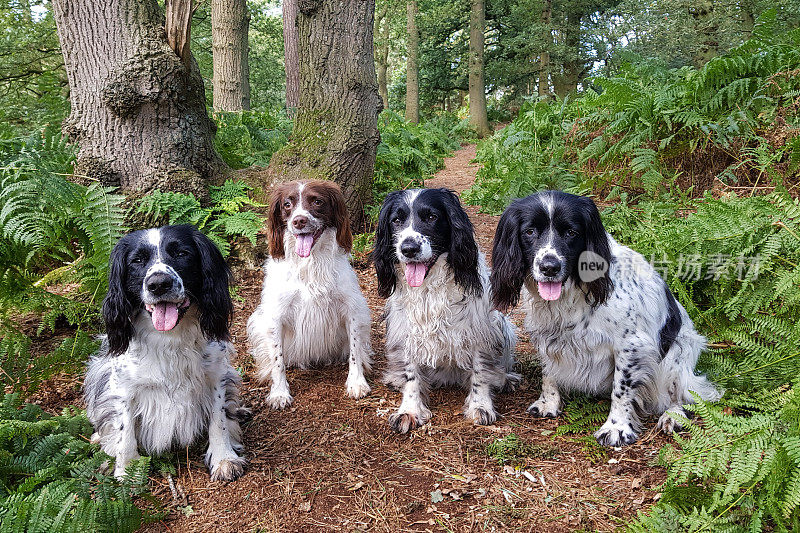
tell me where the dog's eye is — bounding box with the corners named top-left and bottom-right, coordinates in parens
top-left (313, 198), bottom-right (324, 207)
top-left (391, 217), bottom-right (401, 225)
top-left (131, 256), bottom-right (145, 264)
top-left (565, 229), bottom-right (578, 238)
top-left (524, 228), bottom-right (536, 237)
top-left (426, 214), bottom-right (438, 222)
top-left (283, 200), bottom-right (292, 209)
top-left (174, 249), bottom-right (190, 258)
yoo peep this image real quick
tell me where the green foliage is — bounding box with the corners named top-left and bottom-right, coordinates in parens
top-left (0, 394), bottom-right (157, 532)
top-left (213, 109), bottom-right (293, 169)
top-left (0, 127), bottom-right (125, 394)
top-left (134, 179), bottom-right (265, 256)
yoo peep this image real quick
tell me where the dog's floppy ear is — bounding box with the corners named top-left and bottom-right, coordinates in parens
top-left (191, 228), bottom-right (233, 341)
top-left (491, 201), bottom-right (527, 312)
top-left (268, 185), bottom-right (288, 259)
top-left (326, 181), bottom-right (353, 252)
top-left (439, 189), bottom-right (481, 297)
top-left (103, 236), bottom-right (135, 356)
top-left (373, 191), bottom-right (401, 298)
top-left (579, 196), bottom-right (613, 307)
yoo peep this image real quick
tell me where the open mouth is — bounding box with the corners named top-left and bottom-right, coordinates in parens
top-left (145, 298), bottom-right (191, 331)
top-left (294, 228), bottom-right (324, 258)
top-left (536, 281), bottom-right (563, 301)
top-left (403, 259), bottom-right (436, 288)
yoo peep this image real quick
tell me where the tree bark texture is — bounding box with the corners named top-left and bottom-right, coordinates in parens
top-left (283, 0), bottom-right (300, 114)
top-left (53, 0), bottom-right (225, 198)
top-left (212, 0), bottom-right (250, 111)
top-left (264, 0), bottom-right (381, 230)
top-left (405, 0), bottom-right (419, 123)
top-left (375, 4), bottom-right (390, 112)
top-left (468, 0), bottom-right (490, 138)
top-left (690, 0), bottom-right (719, 68)
top-left (538, 0), bottom-right (551, 98)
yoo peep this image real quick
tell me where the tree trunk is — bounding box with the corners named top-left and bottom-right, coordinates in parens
top-left (405, 0), bottom-right (420, 123)
top-left (538, 0), bottom-right (551, 98)
top-left (283, 0), bottom-right (300, 114)
top-left (375, 4), bottom-right (390, 112)
top-left (212, 0), bottom-right (250, 111)
top-left (740, 0), bottom-right (756, 40)
top-left (557, 9), bottom-right (581, 97)
top-left (53, 0), bottom-right (225, 199)
top-left (263, 0), bottom-right (381, 230)
top-left (690, 0), bottom-right (719, 68)
top-left (468, 0), bottom-right (490, 137)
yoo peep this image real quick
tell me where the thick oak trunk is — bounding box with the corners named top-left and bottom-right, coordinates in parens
top-left (262, 0), bottom-right (381, 230)
top-left (405, 0), bottom-right (420, 123)
top-left (468, 0), bottom-right (490, 138)
top-left (212, 0), bottom-right (250, 111)
top-left (53, 0), bottom-right (224, 198)
top-left (283, 0), bottom-right (300, 114)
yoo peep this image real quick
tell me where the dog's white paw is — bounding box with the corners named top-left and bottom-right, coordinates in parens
top-left (465, 405), bottom-right (497, 426)
top-left (657, 408), bottom-right (686, 434)
top-left (345, 376), bottom-right (371, 399)
top-left (594, 419), bottom-right (638, 447)
top-left (209, 455), bottom-right (246, 482)
top-left (267, 391), bottom-right (294, 410)
top-left (388, 407), bottom-right (432, 434)
top-left (112, 454), bottom-right (140, 479)
top-left (527, 398), bottom-right (561, 418)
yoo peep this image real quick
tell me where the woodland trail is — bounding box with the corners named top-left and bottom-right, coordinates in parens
top-left (138, 143), bottom-right (669, 533)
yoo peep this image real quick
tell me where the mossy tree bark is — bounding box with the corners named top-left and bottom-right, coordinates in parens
top-left (375, 4), bottom-right (390, 112)
top-left (53, 0), bottom-right (225, 199)
top-left (264, 0), bottom-right (381, 230)
top-left (468, 0), bottom-right (490, 138)
top-left (690, 0), bottom-right (720, 68)
top-left (212, 0), bottom-right (250, 111)
top-left (405, 0), bottom-right (420, 124)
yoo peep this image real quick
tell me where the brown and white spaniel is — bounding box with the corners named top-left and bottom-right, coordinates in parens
top-left (247, 180), bottom-right (372, 408)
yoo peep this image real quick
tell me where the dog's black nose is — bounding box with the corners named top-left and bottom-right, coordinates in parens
top-left (540, 255), bottom-right (562, 277)
top-left (400, 239), bottom-right (421, 258)
top-left (146, 273), bottom-right (174, 296)
top-left (292, 216), bottom-right (308, 230)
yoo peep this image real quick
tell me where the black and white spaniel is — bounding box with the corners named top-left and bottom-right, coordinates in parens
top-left (247, 180), bottom-right (372, 409)
top-left (374, 188), bottom-right (519, 433)
top-left (84, 225), bottom-right (248, 481)
top-left (491, 191), bottom-right (720, 446)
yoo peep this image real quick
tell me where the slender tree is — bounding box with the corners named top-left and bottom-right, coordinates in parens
top-left (211, 0), bottom-right (250, 111)
top-left (538, 0), bottom-right (552, 98)
top-left (405, 0), bottom-right (419, 123)
top-left (53, 0), bottom-right (224, 198)
top-left (283, 0), bottom-right (300, 114)
top-left (375, 3), bottom-right (390, 111)
top-left (468, 0), bottom-right (490, 137)
top-left (263, 0), bottom-right (381, 229)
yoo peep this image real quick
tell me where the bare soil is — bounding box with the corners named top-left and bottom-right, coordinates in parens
top-left (33, 144), bottom-right (671, 532)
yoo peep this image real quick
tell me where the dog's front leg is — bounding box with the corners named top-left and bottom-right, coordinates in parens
top-left (388, 361), bottom-right (431, 434)
top-left (527, 374), bottom-right (562, 418)
top-left (594, 353), bottom-right (643, 446)
top-left (263, 321), bottom-right (293, 410)
top-left (205, 373), bottom-right (247, 481)
top-left (345, 303), bottom-right (372, 399)
top-left (464, 351), bottom-right (498, 425)
top-left (112, 402), bottom-right (140, 479)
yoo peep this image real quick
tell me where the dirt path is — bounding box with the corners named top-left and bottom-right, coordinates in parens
top-left (132, 144), bottom-right (667, 532)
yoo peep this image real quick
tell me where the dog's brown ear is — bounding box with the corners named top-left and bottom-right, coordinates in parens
top-left (268, 185), bottom-right (289, 259)
top-left (323, 181), bottom-right (352, 253)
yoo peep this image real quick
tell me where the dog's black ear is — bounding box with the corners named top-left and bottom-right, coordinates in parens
top-left (579, 196), bottom-right (613, 307)
top-left (439, 189), bottom-right (481, 297)
top-left (192, 228), bottom-right (233, 341)
top-left (372, 192), bottom-right (401, 298)
top-left (103, 236), bottom-right (135, 356)
top-left (491, 202), bottom-right (527, 312)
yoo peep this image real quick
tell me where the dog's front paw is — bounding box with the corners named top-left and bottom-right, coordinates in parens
top-left (527, 399), bottom-right (561, 418)
top-left (465, 405), bottom-right (497, 426)
top-left (266, 391), bottom-right (294, 410)
top-left (388, 408), bottom-right (431, 434)
top-left (594, 420), bottom-right (638, 447)
top-left (209, 455), bottom-right (246, 482)
top-left (657, 408), bottom-right (686, 434)
top-left (112, 454), bottom-right (140, 479)
top-left (345, 376), bottom-right (371, 399)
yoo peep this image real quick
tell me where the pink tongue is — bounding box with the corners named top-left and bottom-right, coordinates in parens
top-left (537, 282), bottom-right (562, 301)
top-left (404, 263), bottom-right (428, 287)
top-left (152, 302), bottom-right (179, 331)
top-left (295, 234), bottom-right (314, 257)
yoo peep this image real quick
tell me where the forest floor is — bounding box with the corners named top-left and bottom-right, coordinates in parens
top-left (34, 143), bottom-right (671, 532)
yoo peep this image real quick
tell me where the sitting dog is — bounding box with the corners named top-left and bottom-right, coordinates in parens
top-left (374, 188), bottom-right (519, 433)
top-left (247, 180), bottom-right (372, 409)
top-left (491, 190), bottom-right (721, 446)
top-left (84, 225), bottom-right (248, 480)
